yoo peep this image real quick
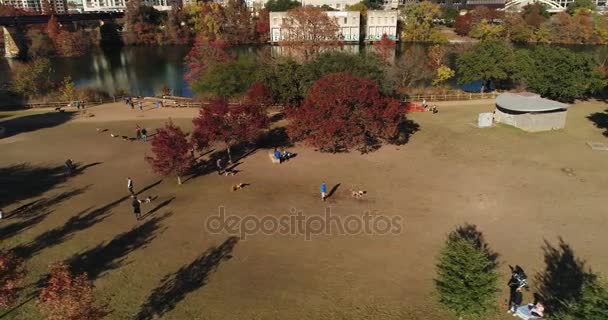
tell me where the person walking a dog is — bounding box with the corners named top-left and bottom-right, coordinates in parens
top-left (132, 196), bottom-right (141, 220)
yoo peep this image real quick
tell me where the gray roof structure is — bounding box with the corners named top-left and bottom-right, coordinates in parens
top-left (496, 92), bottom-right (569, 112)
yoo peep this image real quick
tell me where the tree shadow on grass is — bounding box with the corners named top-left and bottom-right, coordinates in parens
top-left (135, 236), bottom-right (239, 320)
top-left (448, 223), bottom-right (499, 269)
top-left (0, 162), bottom-right (99, 209)
top-left (12, 180), bottom-right (163, 259)
top-left (0, 186), bottom-right (90, 241)
top-left (68, 212), bottom-right (172, 280)
top-left (392, 119), bottom-right (420, 146)
top-left (587, 109), bottom-right (608, 137)
top-left (535, 237), bottom-right (597, 315)
top-left (0, 111), bottom-right (75, 139)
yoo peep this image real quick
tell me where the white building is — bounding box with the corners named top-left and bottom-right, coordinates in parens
top-left (83, 0), bottom-right (176, 11)
top-left (269, 10), bottom-right (361, 43)
top-left (366, 10), bottom-right (398, 41)
top-left (0, 0), bottom-right (68, 13)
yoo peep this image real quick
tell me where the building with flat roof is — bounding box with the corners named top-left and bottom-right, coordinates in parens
top-left (366, 10), bottom-right (398, 41)
top-left (0, 0), bottom-right (68, 13)
top-left (269, 10), bottom-right (361, 43)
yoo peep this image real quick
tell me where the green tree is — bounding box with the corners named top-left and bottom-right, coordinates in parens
top-left (456, 41), bottom-right (516, 86)
top-left (516, 46), bottom-right (604, 102)
top-left (265, 0), bottom-right (300, 11)
top-left (567, 0), bottom-right (596, 15)
top-left (11, 58), bottom-right (54, 98)
top-left (432, 65), bottom-right (455, 86)
top-left (60, 77), bottom-right (75, 101)
top-left (556, 279), bottom-right (608, 320)
top-left (192, 55), bottom-right (260, 98)
top-left (260, 59), bottom-right (305, 107)
top-left (400, 2), bottom-right (448, 43)
top-left (299, 51), bottom-right (387, 94)
top-left (435, 225), bottom-right (499, 318)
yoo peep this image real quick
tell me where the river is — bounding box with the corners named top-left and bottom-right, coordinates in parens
top-left (1, 44), bottom-right (607, 99)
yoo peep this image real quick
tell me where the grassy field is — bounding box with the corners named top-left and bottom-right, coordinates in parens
top-left (1, 100), bottom-right (608, 319)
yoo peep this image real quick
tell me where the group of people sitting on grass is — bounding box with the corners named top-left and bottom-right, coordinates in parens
top-left (273, 148), bottom-right (294, 163)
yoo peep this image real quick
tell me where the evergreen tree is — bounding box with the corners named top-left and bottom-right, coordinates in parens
top-left (559, 279), bottom-right (608, 320)
top-left (435, 225), bottom-right (499, 318)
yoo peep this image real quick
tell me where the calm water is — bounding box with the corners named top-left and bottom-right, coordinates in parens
top-left (1, 44), bottom-right (607, 98)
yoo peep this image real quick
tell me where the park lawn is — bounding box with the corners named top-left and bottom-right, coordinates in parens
top-left (1, 101), bottom-right (608, 319)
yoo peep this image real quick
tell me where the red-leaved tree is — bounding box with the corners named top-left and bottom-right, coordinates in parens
top-left (374, 34), bottom-right (396, 64)
top-left (46, 15), bottom-right (60, 43)
top-left (287, 72), bottom-right (404, 153)
top-left (454, 13), bottom-right (473, 36)
top-left (184, 38), bottom-right (234, 84)
top-left (38, 263), bottom-right (108, 320)
top-left (192, 98), bottom-right (269, 163)
top-left (145, 120), bottom-right (194, 185)
top-left (244, 82), bottom-right (273, 107)
top-left (0, 251), bottom-right (26, 309)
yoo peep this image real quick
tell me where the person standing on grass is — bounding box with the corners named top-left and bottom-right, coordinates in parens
top-left (127, 177), bottom-right (134, 194)
top-left (141, 128), bottom-right (147, 142)
top-left (138, 101), bottom-right (143, 111)
top-left (132, 196), bottom-right (141, 220)
top-left (320, 182), bottom-right (327, 201)
top-left (216, 158), bottom-right (223, 175)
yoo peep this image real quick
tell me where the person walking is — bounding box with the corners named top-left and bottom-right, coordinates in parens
top-left (138, 101), bottom-right (143, 111)
top-left (130, 101), bottom-right (135, 110)
top-left (320, 182), bottom-right (327, 201)
top-left (127, 177), bottom-right (134, 195)
top-left (216, 158), bottom-right (223, 175)
top-left (132, 196), bottom-right (142, 220)
top-left (136, 125), bottom-right (141, 140)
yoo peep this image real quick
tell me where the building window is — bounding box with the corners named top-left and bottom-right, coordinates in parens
top-left (344, 17), bottom-right (347, 24)
top-left (336, 3), bottom-right (340, 8)
top-left (370, 17), bottom-right (374, 23)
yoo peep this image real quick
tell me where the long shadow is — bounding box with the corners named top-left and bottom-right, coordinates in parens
top-left (0, 111), bottom-right (75, 139)
top-left (448, 223), bottom-right (499, 269)
top-left (68, 212), bottom-right (172, 280)
top-left (535, 237), bottom-right (597, 315)
top-left (0, 162), bottom-right (100, 209)
top-left (135, 236), bottom-right (239, 320)
top-left (0, 187), bottom-right (89, 241)
top-left (140, 197), bottom-right (175, 220)
top-left (587, 109), bottom-right (608, 136)
top-left (327, 183), bottom-right (341, 199)
top-left (392, 118), bottom-right (420, 145)
top-left (12, 180), bottom-right (162, 259)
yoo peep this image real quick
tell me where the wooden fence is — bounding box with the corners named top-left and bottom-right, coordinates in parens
top-left (406, 92), bottom-right (499, 102)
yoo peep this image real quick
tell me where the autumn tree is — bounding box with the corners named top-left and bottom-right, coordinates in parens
top-left (222, 0), bottom-right (256, 44)
top-left (386, 46), bottom-right (433, 91)
top-left (400, 1), bottom-right (447, 43)
top-left (27, 29), bottom-right (55, 58)
top-left (38, 263), bottom-right (108, 320)
top-left (287, 73), bottom-right (404, 153)
top-left (244, 82), bottom-right (273, 107)
top-left (522, 3), bottom-right (549, 29)
top-left (279, 7), bottom-right (340, 60)
top-left (124, 0), bottom-right (161, 45)
top-left (163, 6), bottom-right (191, 45)
top-left (567, 0), bottom-right (596, 15)
top-left (185, 2), bottom-right (224, 41)
top-left (46, 15), bottom-right (60, 43)
top-left (11, 58), bottom-right (54, 98)
top-left (550, 12), bottom-right (575, 44)
top-left (0, 251), bottom-right (26, 309)
top-left (55, 30), bottom-right (90, 57)
top-left (454, 13), bottom-right (473, 36)
top-left (145, 120), bottom-right (194, 185)
top-left (192, 98), bottom-right (268, 162)
top-left (373, 34), bottom-right (396, 64)
top-left (427, 44), bottom-right (445, 70)
top-left (469, 19), bottom-right (504, 41)
top-left (184, 38), bottom-right (233, 84)
top-left (255, 9), bottom-right (270, 42)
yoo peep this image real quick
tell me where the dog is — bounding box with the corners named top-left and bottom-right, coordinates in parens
top-left (351, 190), bottom-right (367, 199)
top-left (121, 136), bottom-right (129, 141)
top-left (55, 107), bottom-right (64, 112)
top-left (224, 170), bottom-right (236, 176)
top-left (232, 183), bottom-right (245, 191)
top-left (110, 133), bottom-right (118, 138)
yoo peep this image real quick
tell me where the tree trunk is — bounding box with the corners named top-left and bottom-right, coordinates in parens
top-left (226, 144), bottom-right (233, 164)
top-left (177, 175), bottom-right (182, 185)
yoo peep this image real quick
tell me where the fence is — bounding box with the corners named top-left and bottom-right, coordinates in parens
top-left (14, 97), bottom-right (125, 109)
top-left (406, 92), bottom-right (499, 103)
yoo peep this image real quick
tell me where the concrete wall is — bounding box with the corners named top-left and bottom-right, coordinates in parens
top-left (494, 108), bottom-right (567, 132)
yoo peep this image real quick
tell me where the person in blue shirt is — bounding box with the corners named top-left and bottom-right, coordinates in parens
top-left (320, 182), bottom-right (327, 201)
top-left (274, 149), bottom-right (282, 162)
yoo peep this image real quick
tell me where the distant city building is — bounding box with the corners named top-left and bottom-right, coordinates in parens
top-left (366, 10), bottom-right (397, 41)
top-left (269, 10), bottom-right (361, 43)
top-left (82, 0), bottom-right (177, 11)
top-left (400, 0), bottom-right (505, 8)
top-left (0, 0), bottom-right (68, 13)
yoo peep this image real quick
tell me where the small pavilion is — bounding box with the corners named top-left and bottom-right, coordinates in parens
top-left (494, 92), bottom-right (569, 132)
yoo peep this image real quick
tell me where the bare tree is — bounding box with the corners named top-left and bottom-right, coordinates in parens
top-left (279, 7), bottom-right (340, 60)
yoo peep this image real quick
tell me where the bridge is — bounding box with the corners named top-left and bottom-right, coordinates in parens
top-left (1, 12), bottom-right (124, 58)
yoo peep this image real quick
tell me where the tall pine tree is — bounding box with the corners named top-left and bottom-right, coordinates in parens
top-left (435, 224), bottom-right (499, 318)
